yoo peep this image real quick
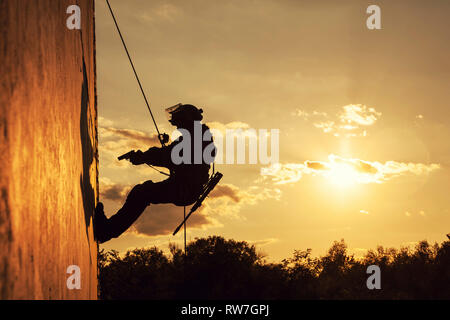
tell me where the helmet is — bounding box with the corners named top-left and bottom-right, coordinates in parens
top-left (165, 103), bottom-right (203, 124)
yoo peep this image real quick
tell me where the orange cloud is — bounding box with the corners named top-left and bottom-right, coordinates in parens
top-left (132, 203), bottom-right (217, 237)
top-left (101, 127), bottom-right (160, 146)
top-left (100, 178), bottom-right (131, 202)
top-left (261, 155), bottom-right (440, 185)
top-left (209, 184), bottom-right (242, 202)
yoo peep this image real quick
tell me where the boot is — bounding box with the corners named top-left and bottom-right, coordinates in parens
top-left (94, 202), bottom-right (110, 243)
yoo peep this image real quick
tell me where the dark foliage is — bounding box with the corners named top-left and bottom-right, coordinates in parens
top-left (98, 236), bottom-right (450, 300)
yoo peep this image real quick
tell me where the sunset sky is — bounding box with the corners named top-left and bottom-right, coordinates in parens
top-left (95, 0), bottom-right (450, 261)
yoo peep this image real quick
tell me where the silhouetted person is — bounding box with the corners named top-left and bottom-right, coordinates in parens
top-left (95, 104), bottom-right (215, 243)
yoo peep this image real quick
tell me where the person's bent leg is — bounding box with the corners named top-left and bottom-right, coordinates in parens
top-left (97, 181), bottom-right (155, 243)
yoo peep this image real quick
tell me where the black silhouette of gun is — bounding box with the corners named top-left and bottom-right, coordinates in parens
top-left (118, 150), bottom-right (136, 161)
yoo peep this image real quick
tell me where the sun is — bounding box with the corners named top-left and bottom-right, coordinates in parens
top-left (326, 163), bottom-right (359, 188)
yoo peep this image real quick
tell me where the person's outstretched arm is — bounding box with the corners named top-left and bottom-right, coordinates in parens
top-left (129, 142), bottom-right (176, 168)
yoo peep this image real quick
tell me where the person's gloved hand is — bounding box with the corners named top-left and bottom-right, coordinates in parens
top-left (129, 150), bottom-right (145, 165)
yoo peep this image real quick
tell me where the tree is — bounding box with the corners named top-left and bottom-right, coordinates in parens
top-left (98, 236), bottom-right (450, 300)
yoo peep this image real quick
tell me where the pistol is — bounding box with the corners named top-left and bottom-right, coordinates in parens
top-left (118, 150), bottom-right (136, 161)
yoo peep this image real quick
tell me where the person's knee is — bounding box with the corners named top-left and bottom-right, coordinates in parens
top-left (126, 180), bottom-right (154, 204)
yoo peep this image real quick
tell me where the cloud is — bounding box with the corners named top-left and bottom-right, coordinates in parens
top-left (292, 109), bottom-right (327, 120)
top-left (292, 109), bottom-right (309, 119)
top-left (99, 117), bottom-right (161, 151)
top-left (339, 124), bottom-right (359, 130)
top-left (131, 184), bottom-right (280, 237)
top-left (381, 161), bottom-right (440, 179)
top-left (305, 161), bottom-right (329, 171)
top-left (313, 121), bottom-right (335, 133)
top-left (404, 210), bottom-right (429, 218)
top-left (332, 156), bottom-right (378, 175)
top-left (339, 104), bottom-right (381, 126)
top-left (207, 121), bottom-right (250, 132)
top-left (261, 154), bottom-right (440, 185)
top-left (100, 178), bottom-right (131, 202)
top-left (206, 121), bottom-right (258, 141)
top-left (209, 184), bottom-right (242, 202)
top-left (101, 184), bottom-right (130, 202)
top-left (208, 183), bottom-right (280, 205)
top-left (101, 127), bottom-right (160, 146)
top-left (248, 238), bottom-right (279, 247)
top-left (260, 163), bottom-right (305, 185)
top-left (132, 203), bottom-right (218, 237)
top-left (295, 105), bottom-right (381, 137)
top-left (200, 184), bottom-right (281, 220)
top-left (98, 116), bottom-right (114, 127)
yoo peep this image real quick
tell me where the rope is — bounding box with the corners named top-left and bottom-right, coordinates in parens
top-left (147, 164), bottom-right (170, 176)
top-left (184, 205), bottom-right (187, 255)
top-left (105, 0), bottom-right (164, 146)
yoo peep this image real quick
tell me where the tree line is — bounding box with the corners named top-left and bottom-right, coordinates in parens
top-left (98, 236), bottom-right (450, 299)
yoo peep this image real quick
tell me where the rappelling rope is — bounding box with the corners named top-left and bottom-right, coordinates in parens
top-left (184, 205), bottom-right (187, 255)
top-left (106, 0), bottom-right (171, 177)
top-left (105, 0), bottom-right (164, 146)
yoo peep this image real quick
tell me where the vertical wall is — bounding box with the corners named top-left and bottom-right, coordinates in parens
top-left (0, 0), bottom-right (98, 299)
